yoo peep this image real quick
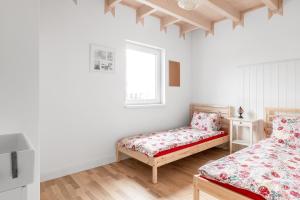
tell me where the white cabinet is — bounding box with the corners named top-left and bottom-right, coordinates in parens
top-left (0, 133), bottom-right (34, 200)
top-left (0, 187), bottom-right (26, 200)
top-left (0, 134), bottom-right (34, 193)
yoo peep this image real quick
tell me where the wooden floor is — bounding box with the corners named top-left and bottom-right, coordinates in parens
top-left (41, 148), bottom-right (228, 200)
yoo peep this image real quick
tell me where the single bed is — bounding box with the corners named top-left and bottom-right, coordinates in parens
top-left (116, 104), bottom-right (232, 184)
top-left (193, 107), bottom-right (300, 200)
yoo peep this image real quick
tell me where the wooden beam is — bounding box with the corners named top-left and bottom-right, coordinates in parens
top-left (262, 0), bottom-right (279, 10)
top-left (136, 5), bottom-right (156, 25)
top-left (179, 24), bottom-right (198, 39)
top-left (233, 13), bottom-right (244, 29)
top-left (261, 0), bottom-right (283, 19)
top-left (160, 16), bottom-right (180, 33)
top-left (104, 0), bottom-right (122, 17)
top-left (205, 23), bottom-right (215, 37)
top-left (204, 0), bottom-right (241, 22)
top-left (134, 0), bottom-right (212, 31)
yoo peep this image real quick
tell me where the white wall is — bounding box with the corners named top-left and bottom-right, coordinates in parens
top-left (41, 0), bottom-right (300, 182)
top-left (40, 0), bottom-right (192, 180)
top-left (191, 0), bottom-right (300, 123)
top-left (0, 0), bottom-right (39, 199)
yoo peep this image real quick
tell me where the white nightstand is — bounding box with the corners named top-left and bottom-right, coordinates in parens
top-left (229, 118), bottom-right (256, 154)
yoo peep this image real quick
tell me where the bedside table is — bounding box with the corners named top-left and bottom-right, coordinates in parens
top-left (229, 118), bottom-right (256, 154)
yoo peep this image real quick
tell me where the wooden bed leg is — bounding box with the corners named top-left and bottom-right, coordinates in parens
top-left (152, 166), bottom-right (157, 184)
top-left (193, 176), bottom-right (200, 200)
top-left (193, 185), bottom-right (200, 200)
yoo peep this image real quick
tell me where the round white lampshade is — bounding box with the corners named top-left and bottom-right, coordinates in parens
top-left (177, 0), bottom-right (201, 10)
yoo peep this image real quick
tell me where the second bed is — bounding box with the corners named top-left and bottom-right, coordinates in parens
top-left (116, 104), bottom-right (232, 183)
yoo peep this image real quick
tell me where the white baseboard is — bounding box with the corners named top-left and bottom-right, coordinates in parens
top-left (40, 155), bottom-right (115, 182)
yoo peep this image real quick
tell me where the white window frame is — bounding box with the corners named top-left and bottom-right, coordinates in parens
top-left (125, 41), bottom-right (165, 107)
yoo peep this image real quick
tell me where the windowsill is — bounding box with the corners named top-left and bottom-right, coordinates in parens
top-left (124, 103), bottom-right (166, 109)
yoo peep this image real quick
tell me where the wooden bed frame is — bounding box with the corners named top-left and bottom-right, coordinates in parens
top-left (193, 107), bottom-right (300, 200)
top-left (116, 104), bottom-right (232, 184)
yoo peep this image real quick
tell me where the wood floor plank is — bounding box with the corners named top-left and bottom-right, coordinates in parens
top-left (41, 148), bottom-right (228, 200)
top-left (63, 175), bottom-right (80, 190)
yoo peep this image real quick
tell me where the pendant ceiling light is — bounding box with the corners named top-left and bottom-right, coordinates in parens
top-left (177, 0), bottom-right (201, 10)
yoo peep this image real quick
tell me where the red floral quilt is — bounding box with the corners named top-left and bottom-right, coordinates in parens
top-left (199, 138), bottom-right (300, 200)
top-left (118, 127), bottom-right (225, 157)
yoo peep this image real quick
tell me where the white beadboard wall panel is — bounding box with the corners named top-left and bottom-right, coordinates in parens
top-left (237, 59), bottom-right (300, 142)
top-left (239, 59), bottom-right (300, 120)
top-left (256, 66), bottom-right (264, 119)
top-left (296, 66), bottom-right (300, 108)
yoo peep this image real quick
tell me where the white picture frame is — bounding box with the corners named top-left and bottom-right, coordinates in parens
top-left (90, 44), bottom-right (115, 73)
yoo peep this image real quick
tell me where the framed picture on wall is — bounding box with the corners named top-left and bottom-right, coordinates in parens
top-left (90, 44), bottom-right (115, 73)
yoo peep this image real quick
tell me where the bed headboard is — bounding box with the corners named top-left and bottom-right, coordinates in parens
top-left (264, 107), bottom-right (300, 137)
top-left (190, 104), bottom-right (232, 133)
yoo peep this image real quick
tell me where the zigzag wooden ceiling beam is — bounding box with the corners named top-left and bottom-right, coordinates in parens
top-left (261, 0), bottom-right (283, 19)
top-left (160, 16), bottom-right (180, 33)
top-left (104, 0), bottom-right (122, 17)
top-left (134, 0), bottom-right (212, 32)
top-left (179, 24), bottom-right (199, 39)
top-left (104, 0), bottom-right (284, 38)
top-left (202, 0), bottom-right (243, 29)
top-left (262, 0), bottom-right (280, 10)
top-left (136, 5), bottom-right (156, 25)
top-left (205, 23), bottom-right (215, 37)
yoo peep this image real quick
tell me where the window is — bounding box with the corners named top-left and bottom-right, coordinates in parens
top-left (125, 41), bottom-right (165, 106)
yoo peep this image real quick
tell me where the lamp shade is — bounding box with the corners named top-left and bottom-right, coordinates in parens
top-left (177, 0), bottom-right (201, 10)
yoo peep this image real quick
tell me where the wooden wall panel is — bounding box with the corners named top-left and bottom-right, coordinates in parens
top-left (169, 61), bottom-right (180, 87)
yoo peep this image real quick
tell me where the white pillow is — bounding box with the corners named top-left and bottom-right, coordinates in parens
top-left (191, 112), bottom-right (221, 131)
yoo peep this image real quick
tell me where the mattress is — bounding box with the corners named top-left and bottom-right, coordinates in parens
top-left (118, 127), bottom-right (226, 157)
top-left (199, 138), bottom-right (300, 200)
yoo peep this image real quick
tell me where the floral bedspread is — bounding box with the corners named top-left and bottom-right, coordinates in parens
top-left (118, 127), bottom-right (225, 157)
top-left (199, 138), bottom-right (300, 200)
